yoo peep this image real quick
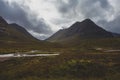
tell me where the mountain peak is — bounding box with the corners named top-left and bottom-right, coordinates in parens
top-left (72, 19), bottom-right (95, 28)
top-left (82, 18), bottom-right (95, 25)
top-left (47, 19), bottom-right (113, 42)
top-left (70, 19), bottom-right (96, 31)
top-left (83, 18), bottom-right (92, 22)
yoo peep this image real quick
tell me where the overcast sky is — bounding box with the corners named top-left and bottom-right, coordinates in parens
top-left (0, 0), bottom-right (120, 40)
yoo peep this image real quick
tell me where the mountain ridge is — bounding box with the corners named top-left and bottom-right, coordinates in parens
top-left (0, 16), bottom-right (39, 42)
top-left (46, 19), bottom-right (115, 42)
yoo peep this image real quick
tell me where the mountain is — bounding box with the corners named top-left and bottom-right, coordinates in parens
top-left (112, 33), bottom-right (120, 37)
top-left (47, 19), bottom-right (114, 42)
top-left (0, 16), bottom-right (62, 49)
top-left (0, 16), bottom-right (38, 42)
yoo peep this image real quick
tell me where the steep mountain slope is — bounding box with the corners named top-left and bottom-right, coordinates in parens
top-left (0, 17), bottom-right (8, 37)
top-left (0, 16), bottom-right (61, 50)
top-left (47, 19), bottom-right (113, 42)
top-left (112, 33), bottom-right (120, 37)
top-left (0, 16), bottom-right (38, 42)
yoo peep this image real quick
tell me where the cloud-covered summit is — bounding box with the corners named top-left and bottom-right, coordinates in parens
top-left (0, 0), bottom-right (120, 39)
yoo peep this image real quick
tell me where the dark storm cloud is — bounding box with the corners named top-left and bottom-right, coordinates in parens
top-left (56, 0), bottom-right (112, 19)
top-left (78, 0), bottom-right (112, 18)
top-left (0, 1), bottom-right (31, 29)
top-left (59, 0), bottom-right (110, 13)
top-left (0, 0), bottom-right (120, 39)
top-left (98, 17), bottom-right (120, 33)
top-left (0, 0), bottom-right (52, 39)
top-left (54, 0), bottom-right (79, 19)
top-left (56, 0), bottom-right (78, 14)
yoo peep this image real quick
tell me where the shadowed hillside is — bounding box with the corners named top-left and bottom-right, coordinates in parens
top-left (47, 19), bottom-right (114, 42)
top-left (0, 17), bottom-right (38, 42)
top-left (0, 16), bottom-right (61, 50)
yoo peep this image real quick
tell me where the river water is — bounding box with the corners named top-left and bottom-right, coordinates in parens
top-left (0, 50), bottom-right (59, 58)
top-left (0, 53), bottom-right (59, 57)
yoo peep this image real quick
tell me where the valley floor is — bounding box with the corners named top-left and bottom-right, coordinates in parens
top-left (0, 48), bottom-right (120, 80)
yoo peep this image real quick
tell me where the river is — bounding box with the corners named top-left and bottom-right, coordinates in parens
top-left (0, 50), bottom-right (59, 61)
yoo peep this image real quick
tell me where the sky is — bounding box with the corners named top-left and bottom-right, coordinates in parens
top-left (0, 0), bottom-right (120, 40)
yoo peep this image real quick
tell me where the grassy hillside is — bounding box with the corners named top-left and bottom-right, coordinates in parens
top-left (0, 23), bottom-right (38, 42)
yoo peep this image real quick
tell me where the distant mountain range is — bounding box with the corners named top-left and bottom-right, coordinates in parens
top-left (47, 19), bottom-right (120, 42)
top-left (0, 16), bottom-right (120, 44)
top-left (0, 16), bottom-right (38, 42)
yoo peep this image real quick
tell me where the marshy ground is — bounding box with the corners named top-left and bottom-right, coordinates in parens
top-left (0, 47), bottom-right (120, 80)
